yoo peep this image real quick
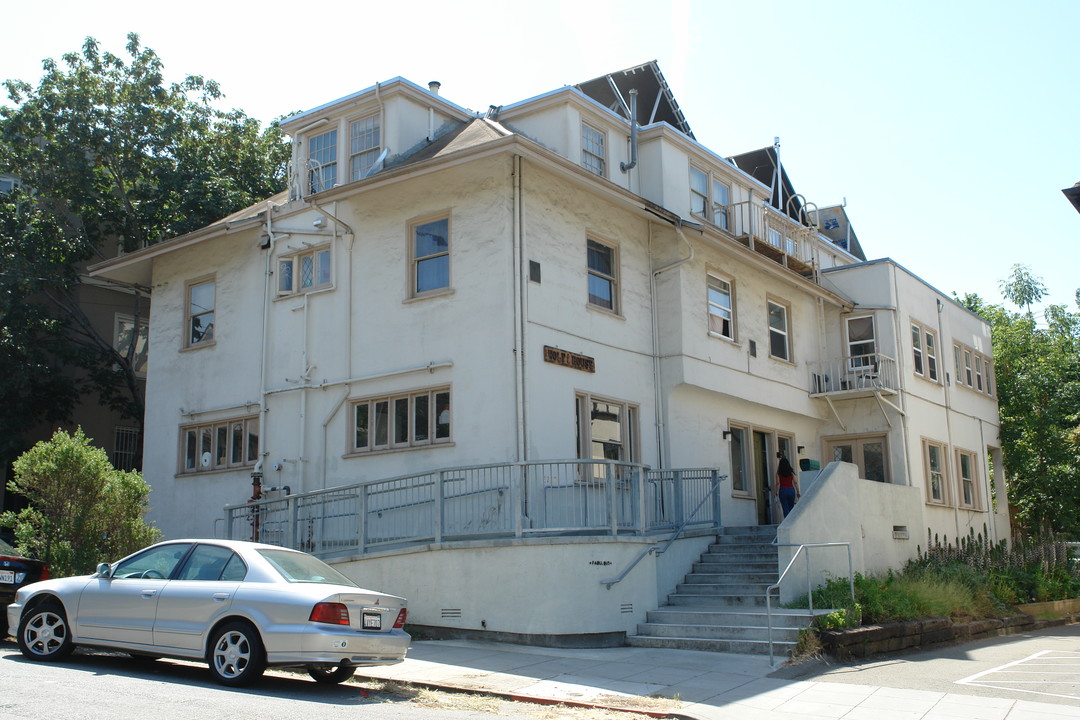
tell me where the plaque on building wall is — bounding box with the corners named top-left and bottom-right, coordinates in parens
top-left (543, 346), bottom-right (595, 373)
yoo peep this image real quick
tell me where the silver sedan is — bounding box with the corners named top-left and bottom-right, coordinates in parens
top-left (6, 539), bottom-right (410, 686)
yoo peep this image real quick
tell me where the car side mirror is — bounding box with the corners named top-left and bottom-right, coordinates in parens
top-left (97, 562), bottom-right (112, 578)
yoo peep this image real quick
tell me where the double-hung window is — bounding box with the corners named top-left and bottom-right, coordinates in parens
top-left (952, 342), bottom-right (993, 396)
top-left (411, 215), bottom-right (451, 297)
top-left (181, 415), bottom-right (259, 474)
top-left (279, 245), bottom-right (332, 295)
top-left (575, 393), bottom-right (638, 480)
top-left (957, 449), bottom-right (978, 508)
top-left (351, 388), bottom-right (451, 453)
top-left (911, 322), bottom-right (939, 381)
top-left (689, 165), bottom-right (732, 230)
top-left (185, 276), bottom-right (215, 349)
top-left (308, 129), bottom-right (338, 193)
top-left (707, 274), bottom-right (735, 340)
top-left (924, 439), bottom-right (948, 505)
top-left (767, 299), bottom-right (791, 361)
top-left (349, 114), bottom-right (381, 181)
top-left (581, 122), bottom-right (606, 176)
top-left (586, 238), bottom-right (618, 312)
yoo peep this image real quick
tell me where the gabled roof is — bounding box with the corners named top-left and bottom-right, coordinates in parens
top-left (574, 61), bottom-right (694, 139)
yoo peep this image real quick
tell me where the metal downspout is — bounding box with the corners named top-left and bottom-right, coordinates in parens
top-left (512, 155), bottom-right (527, 462)
top-left (256, 201), bottom-right (282, 482)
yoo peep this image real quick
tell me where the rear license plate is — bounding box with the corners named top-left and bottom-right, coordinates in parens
top-left (362, 612), bottom-right (382, 630)
top-left (0, 570), bottom-right (14, 584)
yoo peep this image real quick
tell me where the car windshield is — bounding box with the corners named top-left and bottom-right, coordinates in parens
top-left (0, 538), bottom-right (17, 556)
top-left (257, 549), bottom-right (357, 586)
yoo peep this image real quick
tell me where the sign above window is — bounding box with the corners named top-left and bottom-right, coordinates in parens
top-left (544, 346), bottom-right (595, 373)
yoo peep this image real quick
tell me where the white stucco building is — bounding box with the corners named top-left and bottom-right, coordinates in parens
top-left (91, 62), bottom-right (1009, 650)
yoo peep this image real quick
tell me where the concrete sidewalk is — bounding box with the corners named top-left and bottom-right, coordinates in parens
top-left (357, 639), bottom-right (1080, 719)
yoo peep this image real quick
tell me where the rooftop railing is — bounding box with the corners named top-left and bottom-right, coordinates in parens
top-left (225, 460), bottom-right (723, 559)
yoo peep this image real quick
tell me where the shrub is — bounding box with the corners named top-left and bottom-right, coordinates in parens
top-left (1, 428), bottom-right (161, 576)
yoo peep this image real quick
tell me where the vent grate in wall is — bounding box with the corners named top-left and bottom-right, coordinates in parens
top-left (441, 608), bottom-right (462, 619)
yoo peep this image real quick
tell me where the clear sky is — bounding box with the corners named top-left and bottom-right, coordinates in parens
top-left (3, 0), bottom-right (1078, 313)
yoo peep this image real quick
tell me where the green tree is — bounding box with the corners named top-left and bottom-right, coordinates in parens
top-left (958, 265), bottom-right (1080, 538)
top-left (0, 33), bottom-right (290, 473)
top-left (1, 428), bottom-right (161, 576)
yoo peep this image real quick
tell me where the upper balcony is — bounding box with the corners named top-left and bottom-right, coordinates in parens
top-left (808, 353), bottom-right (899, 399)
top-left (726, 200), bottom-right (832, 280)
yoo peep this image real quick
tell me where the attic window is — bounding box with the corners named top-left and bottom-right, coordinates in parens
top-left (581, 122), bottom-right (606, 177)
top-left (309, 129), bottom-right (337, 193)
top-left (349, 114), bottom-right (381, 181)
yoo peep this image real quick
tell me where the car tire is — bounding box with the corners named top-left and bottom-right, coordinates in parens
top-left (17, 601), bottom-right (75, 662)
top-left (306, 663), bottom-right (357, 684)
top-left (208, 621), bottom-right (266, 686)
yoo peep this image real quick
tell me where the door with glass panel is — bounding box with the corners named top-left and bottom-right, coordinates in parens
top-left (824, 435), bottom-right (889, 483)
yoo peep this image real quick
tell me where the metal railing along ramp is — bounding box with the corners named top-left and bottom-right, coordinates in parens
top-left (225, 460), bottom-right (723, 559)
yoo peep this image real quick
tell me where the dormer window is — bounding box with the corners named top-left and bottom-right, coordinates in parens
top-left (309, 129), bottom-right (338, 193)
top-left (350, 114), bottom-right (381, 181)
top-left (581, 122), bottom-right (606, 177)
top-left (690, 165), bottom-right (732, 230)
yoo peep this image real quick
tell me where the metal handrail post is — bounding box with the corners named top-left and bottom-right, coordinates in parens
top-left (637, 466), bottom-right (647, 535)
top-left (358, 483), bottom-right (368, 555)
top-left (513, 463), bottom-right (524, 539)
top-left (287, 495), bottom-right (297, 549)
top-left (224, 507), bottom-right (234, 540)
top-left (435, 471), bottom-right (445, 543)
top-left (608, 464), bottom-right (618, 537)
top-left (673, 470), bottom-right (685, 527)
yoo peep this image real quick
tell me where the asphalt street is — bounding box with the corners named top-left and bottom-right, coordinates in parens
top-left (772, 622), bottom-right (1080, 706)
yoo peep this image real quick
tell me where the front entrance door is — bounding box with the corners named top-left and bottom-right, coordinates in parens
top-left (753, 430), bottom-right (773, 524)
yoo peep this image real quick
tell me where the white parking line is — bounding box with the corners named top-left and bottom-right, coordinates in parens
top-left (956, 650), bottom-right (1080, 701)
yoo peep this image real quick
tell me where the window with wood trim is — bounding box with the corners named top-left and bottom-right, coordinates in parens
top-left (923, 439), bottom-right (949, 505)
top-left (411, 215), bottom-right (451, 297)
top-left (180, 415), bottom-right (259, 474)
top-left (184, 276), bottom-right (216, 349)
top-left (351, 388), bottom-right (451, 454)
top-left (587, 238), bottom-right (619, 313)
top-left (707, 274), bottom-right (736, 340)
top-left (956, 449), bottom-right (980, 509)
top-left (767, 298), bottom-right (791, 361)
top-left (278, 245), bottom-right (332, 296)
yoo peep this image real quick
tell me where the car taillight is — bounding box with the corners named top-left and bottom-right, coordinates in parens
top-left (39, 565), bottom-right (50, 581)
top-left (393, 608), bottom-right (407, 628)
top-left (309, 602), bottom-right (350, 625)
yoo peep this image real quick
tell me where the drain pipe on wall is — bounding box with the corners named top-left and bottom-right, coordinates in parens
top-left (512, 155), bottom-right (528, 462)
top-left (255, 200), bottom-right (285, 487)
top-left (650, 219), bottom-right (696, 468)
top-left (621, 89), bottom-right (638, 174)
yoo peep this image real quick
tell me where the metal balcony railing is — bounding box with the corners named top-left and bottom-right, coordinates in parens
top-left (808, 353), bottom-right (899, 395)
top-left (225, 461), bottom-right (724, 559)
top-left (726, 200), bottom-right (820, 276)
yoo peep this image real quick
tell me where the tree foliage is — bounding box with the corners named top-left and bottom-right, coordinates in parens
top-left (1, 427), bottom-right (161, 575)
top-left (0, 33), bottom-right (289, 470)
top-left (958, 265), bottom-right (1080, 538)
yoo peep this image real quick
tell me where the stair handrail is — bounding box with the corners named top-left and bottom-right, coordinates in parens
top-left (601, 471), bottom-right (725, 589)
top-left (765, 541), bottom-right (854, 666)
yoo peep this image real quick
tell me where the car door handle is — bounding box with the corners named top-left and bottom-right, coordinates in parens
top-left (213, 593), bottom-right (230, 602)
top-left (141, 589), bottom-right (158, 598)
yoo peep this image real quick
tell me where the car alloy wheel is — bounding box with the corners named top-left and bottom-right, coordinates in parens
top-left (306, 663), bottom-right (357, 684)
top-left (18, 601), bottom-right (75, 662)
top-left (208, 621), bottom-right (266, 686)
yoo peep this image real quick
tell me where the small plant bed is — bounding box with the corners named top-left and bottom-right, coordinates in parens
top-left (787, 530), bottom-right (1080, 660)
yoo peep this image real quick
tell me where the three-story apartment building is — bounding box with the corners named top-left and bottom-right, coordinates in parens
top-left (91, 62), bottom-right (1009, 644)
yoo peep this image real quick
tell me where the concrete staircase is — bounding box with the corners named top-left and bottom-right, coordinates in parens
top-left (628, 525), bottom-right (819, 656)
